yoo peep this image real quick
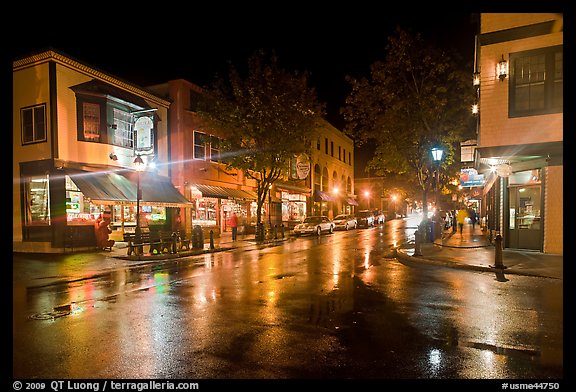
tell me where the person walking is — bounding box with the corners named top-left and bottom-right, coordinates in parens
top-left (456, 206), bottom-right (468, 235)
top-left (230, 212), bottom-right (238, 241)
top-left (467, 205), bottom-right (477, 231)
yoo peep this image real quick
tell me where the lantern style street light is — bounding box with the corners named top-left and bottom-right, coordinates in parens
top-left (133, 154), bottom-right (145, 240)
top-left (431, 147), bottom-right (444, 211)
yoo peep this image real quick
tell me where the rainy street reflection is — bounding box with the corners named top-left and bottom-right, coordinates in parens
top-left (13, 218), bottom-right (562, 379)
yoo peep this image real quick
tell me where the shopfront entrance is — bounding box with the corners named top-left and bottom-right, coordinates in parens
top-left (507, 180), bottom-right (542, 251)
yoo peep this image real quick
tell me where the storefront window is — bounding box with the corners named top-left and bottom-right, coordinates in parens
top-left (281, 191), bottom-right (306, 222)
top-left (110, 204), bottom-right (166, 232)
top-left (66, 176), bottom-right (102, 224)
top-left (25, 174), bottom-right (50, 225)
top-left (192, 197), bottom-right (218, 226)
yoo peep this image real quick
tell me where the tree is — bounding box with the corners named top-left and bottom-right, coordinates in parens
top-left (197, 49), bottom-right (325, 229)
top-left (342, 27), bottom-right (475, 217)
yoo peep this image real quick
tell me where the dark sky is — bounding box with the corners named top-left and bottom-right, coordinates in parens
top-left (11, 10), bottom-right (480, 178)
top-left (11, 11), bottom-right (478, 129)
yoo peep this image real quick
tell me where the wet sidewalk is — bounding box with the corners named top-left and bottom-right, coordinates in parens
top-left (396, 222), bottom-right (563, 280)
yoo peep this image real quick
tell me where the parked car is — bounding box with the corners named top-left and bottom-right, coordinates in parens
top-left (372, 210), bottom-right (386, 224)
top-left (355, 210), bottom-right (375, 228)
top-left (293, 216), bottom-right (335, 236)
top-left (333, 214), bottom-right (357, 231)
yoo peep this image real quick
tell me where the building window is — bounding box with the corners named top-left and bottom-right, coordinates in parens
top-left (317, 138), bottom-right (321, 150)
top-left (194, 131), bottom-right (208, 160)
top-left (21, 104), bottom-right (47, 145)
top-left (343, 148), bottom-right (346, 163)
top-left (82, 102), bottom-right (102, 141)
top-left (314, 164), bottom-right (321, 191)
top-left (112, 108), bottom-right (133, 148)
top-left (24, 174), bottom-right (51, 225)
top-left (330, 141), bottom-right (334, 157)
top-left (348, 152), bottom-right (351, 165)
top-left (210, 135), bottom-right (220, 162)
top-left (325, 138), bottom-right (328, 154)
top-left (510, 45), bottom-right (562, 117)
top-left (338, 146), bottom-right (341, 160)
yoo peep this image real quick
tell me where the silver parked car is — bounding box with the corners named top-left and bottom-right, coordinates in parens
top-left (294, 216), bottom-right (335, 236)
top-left (333, 214), bottom-right (357, 231)
top-left (356, 210), bottom-right (375, 228)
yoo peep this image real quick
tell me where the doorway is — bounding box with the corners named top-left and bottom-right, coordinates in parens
top-left (507, 185), bottom-right (542, 251)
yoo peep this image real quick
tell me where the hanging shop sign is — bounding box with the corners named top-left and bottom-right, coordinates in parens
top-left (460, 168), bottom-right (485, 187)
top-left (295, 153), bottom-right (311, 179)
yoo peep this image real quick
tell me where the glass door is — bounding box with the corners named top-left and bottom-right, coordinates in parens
top-left (508, 185), bottom-right (542, 250)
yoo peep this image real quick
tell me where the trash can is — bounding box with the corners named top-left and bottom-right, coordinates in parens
top-left (192, 225), bottom-right (204, 249)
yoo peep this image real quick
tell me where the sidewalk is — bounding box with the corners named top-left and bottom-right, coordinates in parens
top-left (395, 222), bottom-right (563, 280)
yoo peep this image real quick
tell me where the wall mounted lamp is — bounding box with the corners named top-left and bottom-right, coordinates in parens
top-left (496, 54), bottom-right (508, 81)
top-left (473, 71), bottom-right (480, 86)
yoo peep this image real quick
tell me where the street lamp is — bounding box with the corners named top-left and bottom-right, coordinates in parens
top-left (431, 147), bottom-right (444, 211)
top-left (133, 154), bottom-right (145, 240)
top-left (391, 194), bottom-right (398, 218)
top-left (431, 147), bottom-right (444, 241)
top-left (364, 190), bottom-right (370, 210)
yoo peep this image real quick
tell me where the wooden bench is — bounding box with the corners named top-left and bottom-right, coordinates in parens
top-left (125, 231), bottom-right (188, 255)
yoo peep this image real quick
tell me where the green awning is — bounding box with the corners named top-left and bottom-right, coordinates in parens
top-left (67, 169), bottom-right (192, 207)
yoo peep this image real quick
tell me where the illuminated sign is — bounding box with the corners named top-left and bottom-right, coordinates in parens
top-left (460, 168), bottom-right (485, 187)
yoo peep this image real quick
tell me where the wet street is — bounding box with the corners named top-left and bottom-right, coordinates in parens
top-left (13, 219), bottom-right (563, 379)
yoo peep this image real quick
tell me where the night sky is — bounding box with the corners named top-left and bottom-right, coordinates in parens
top-left (11, 9), bottom-right (480, 176)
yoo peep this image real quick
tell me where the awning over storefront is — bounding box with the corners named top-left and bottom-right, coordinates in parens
top-left (313, 190), bottom-right (334, 202)
top-left (275, 182), bottom-right (311, 196)
top-left (344, 197), bottom-right (359, 206)
top-left (189, 184), bottom-right (257, 201)
top-left (67, 170), bottom-right (135, 205)
top-left (67, 169), bottom-right (192, 207)
top-left (135, 172), bottom-right (193, 207)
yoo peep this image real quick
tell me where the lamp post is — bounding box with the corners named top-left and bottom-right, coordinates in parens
top-left (133, 154), bottom-right (145, 240)
top-left (431, 147), bottom-right (444, 241)
top-left (391, 194), bottom-right (398, 219)
top-left (364, 191), bottom-right (370, 210)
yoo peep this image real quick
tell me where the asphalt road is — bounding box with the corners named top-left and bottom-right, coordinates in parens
top-left (13, 219), bottom-right (563, 380)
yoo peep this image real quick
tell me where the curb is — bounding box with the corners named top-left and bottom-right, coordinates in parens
top-left (394, 249), bottom-right (561, 280)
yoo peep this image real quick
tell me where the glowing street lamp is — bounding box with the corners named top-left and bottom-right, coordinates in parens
top-left (133, 154), bottom-right (145, 240)
top-left (364, 190), bottom-right (371, 210)
top-left (391, 194), bottom-right (398, 217)
top-left (431, 147), bottom-right (444, 211)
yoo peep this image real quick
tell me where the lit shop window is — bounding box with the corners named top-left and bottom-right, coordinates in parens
top-left (25, 174), bottom-right (50, 225)
top-left (65, 176), bottom-right (102, 224)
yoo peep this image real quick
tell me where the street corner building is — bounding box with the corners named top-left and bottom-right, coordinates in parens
top-left (12, 49), bottom-right (191, 253)
top-left (473, 13), bottom-right (563, 254)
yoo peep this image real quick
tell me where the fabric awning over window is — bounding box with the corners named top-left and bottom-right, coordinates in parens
top-left (189, 184), bottom-right (257, 201)
top-left (67, 169), bottom-right (192, 207)
top-left (344, 197), bottom-right (359, 206)
top-left (313, 190), bottom-right (334, 202)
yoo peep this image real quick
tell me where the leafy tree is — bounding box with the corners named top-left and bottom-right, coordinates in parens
top-left (197, 50), bottom-right (325, 228)
top-left (342, 27), bottom-right (475, 217)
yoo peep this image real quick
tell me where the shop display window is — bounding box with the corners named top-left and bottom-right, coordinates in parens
top-left (25, 174), bottom-right (51, 225)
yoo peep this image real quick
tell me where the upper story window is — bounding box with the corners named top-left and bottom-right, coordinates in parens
top-left (324, 138), bottom-right (328, 154)
top-left (71, 80), bottom-right (157, 151)
top-left (21, 104), bottom-right (47, 145)
top-left (112, 108), bottom-right (133, 148)
top-left (510, 45), bottom-right (562, 117)
top-left (193, 131), bottom-right (222, 162)
top-left (82, 102), bottom-right (102, 142)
